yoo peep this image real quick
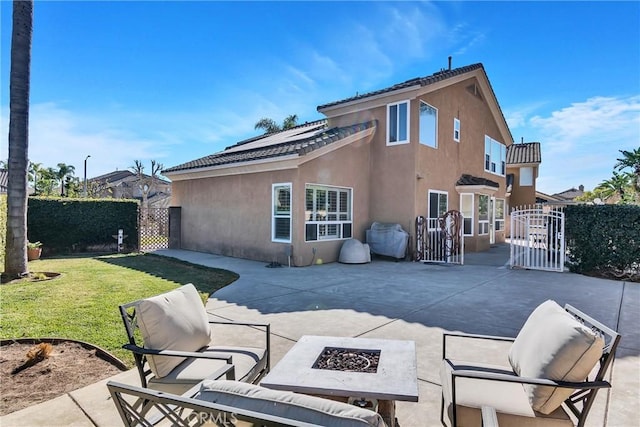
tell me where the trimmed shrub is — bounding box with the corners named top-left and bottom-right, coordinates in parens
top-left (564, 204), bottom-right (640, 280)
top-left (27, 197), bottom-right (139, 254)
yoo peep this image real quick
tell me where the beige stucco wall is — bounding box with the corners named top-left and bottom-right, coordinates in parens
top-left (171, 139), bottom-right (372, 267)
top-left (327, 77), bottom-right (509, 256)
top-left (171, 69), bottom-right (515, 265)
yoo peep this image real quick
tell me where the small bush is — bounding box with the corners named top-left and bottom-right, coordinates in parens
top-left (565, 204), bottom-right (640, 281)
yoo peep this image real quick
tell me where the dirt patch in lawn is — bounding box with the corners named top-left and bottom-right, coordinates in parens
top-left (0, 340), bottom-right (126, 416)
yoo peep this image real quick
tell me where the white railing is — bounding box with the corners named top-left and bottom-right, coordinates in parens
top-left (422, 215), bottom-right (464, 265)
top-left (510, 207), bottom-right (565, 272)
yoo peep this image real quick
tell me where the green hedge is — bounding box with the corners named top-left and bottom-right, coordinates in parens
top-left (27, 198), bottom-right (139, 254)
top-left (564, 204), bottom-right (640, 276)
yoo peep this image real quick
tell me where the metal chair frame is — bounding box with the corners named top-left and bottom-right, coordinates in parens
top-left (440, 304), bottom-right (621, 427)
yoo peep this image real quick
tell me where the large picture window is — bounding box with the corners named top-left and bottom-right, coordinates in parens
top-left (460, 193), bottom-right (474, 236)
top-left (272, 183), bottom-right (291, 242)
top-left (484, 136), bottom-right (506, 176)
top-left (387, 101), bottom-right (409, 145)
top-left (305, 184), bottom-right (352, 241)
top-left (419, 101), bottom-right (437, 148)
top-left (478, 194), bottom-right (489, 235)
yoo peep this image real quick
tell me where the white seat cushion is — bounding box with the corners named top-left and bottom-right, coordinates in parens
top-left (508, 300), bottom-right (604, 414)
top-left (136, 283), bottom-right (211, 378)
top-left (440, 360), bottom-right (573, 427)
top-left (198, 380), bottom-right (386, 427)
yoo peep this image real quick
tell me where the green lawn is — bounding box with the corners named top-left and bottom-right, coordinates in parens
top-left (0, 253), bottom-right (239, 367)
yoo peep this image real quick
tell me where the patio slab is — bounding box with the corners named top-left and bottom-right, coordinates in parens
top-left (3, 246), bottom-right (637, 427)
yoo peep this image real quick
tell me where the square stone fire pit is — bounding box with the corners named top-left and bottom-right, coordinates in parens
top-left (261, 335), bottom-right (419, 402)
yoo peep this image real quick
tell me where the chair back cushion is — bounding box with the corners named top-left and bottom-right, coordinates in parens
top-left (508, 300), bottom-right (604, 414)
top-left (199, 380), bottom-right (386, 426)
top-left (136, 284), bottom-right (211, 378)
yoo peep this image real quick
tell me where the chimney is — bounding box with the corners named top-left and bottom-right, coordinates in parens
top-left (448, 56), bottom-right (452, 71)
top-left (579, 185), bottom-right (584, 192)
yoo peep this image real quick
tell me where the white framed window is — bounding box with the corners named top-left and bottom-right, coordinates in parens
top-left (272, 183), bottom-right (292, 243)
top-left (387, 100), bottom-right (409, 145)
top-left (478, 194), bottom-right (489, 235)
top-left (428, 190), bottom-right (448, 230)
top-left (484, 136), bottom-right (506, 176)
top-left (419, 101), bottom-right (437, 148)
top-left (520, 167), bottom-right (534, 186)
top-left (495, 198), bottom-right (505, 231)
top-left (305, 184), bottom-right (352, 241)
top-left (453, 118), bottom-right (460, 142)
top-left (460, 193), bottom-right (474, 236)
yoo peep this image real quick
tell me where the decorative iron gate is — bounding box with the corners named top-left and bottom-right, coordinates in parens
top-left (415, 210), bottom-right (464, 264)
top-left (139, 207), bottom-right (169, 252)
top-left (510, 207), bottom-right (565, 272)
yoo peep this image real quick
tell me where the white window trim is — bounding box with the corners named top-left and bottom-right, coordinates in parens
top-left (428, 190), bottom-right (448, 231)
top-left (454, 118), bottom-right (460, 142)
top-left (478, 194), bottom-right (489, 235)
top-left (460, 193), bottom-right (474, 236)
top-left (387, 100), bottom-right (410, 146)
top-left (305, 183), bottom-right (353, 242)
top-left (484, 135), bottom-right (506, 177)
top-left (495, 198), bottom-right (505, 231)
top-left (520, 166), bottom-right (534, 186)
top-left (272, 182), bottom-right (292, 243)
top-left (419, 100), bottom-right (438, 148)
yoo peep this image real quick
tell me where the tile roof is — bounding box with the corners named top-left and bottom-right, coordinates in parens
top-left (456, 174), bottom-right (500, 188)
top-left (317, 63), bottom-right (485, 110)
top-left (163, 120), bottom-right (377, 174)
top-left (89, 170), bottom-right (170, 184)
top-left (553, 187), bottom-right (584, 201)
top-left (506, 142), bottom-right (541, 165)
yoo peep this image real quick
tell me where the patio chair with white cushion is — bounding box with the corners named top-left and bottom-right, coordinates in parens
top-left (119, 283), bottom-right (270, 395)
top-left (440, 300), bottom-right (621, 427)
top-left (107, 379), bottom-right (387, 427)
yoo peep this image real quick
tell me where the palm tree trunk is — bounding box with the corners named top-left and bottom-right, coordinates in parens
top-left (3, 0), bottom-right (33, 281)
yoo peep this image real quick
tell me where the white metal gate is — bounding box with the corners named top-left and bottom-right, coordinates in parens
top-left (510, 207), bottom-right (565, 272)
top-left (416, 210), bottom-right (464, 264)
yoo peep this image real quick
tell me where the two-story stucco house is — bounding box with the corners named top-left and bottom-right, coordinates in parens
top-left (164, 63), bottom-right (533, 266)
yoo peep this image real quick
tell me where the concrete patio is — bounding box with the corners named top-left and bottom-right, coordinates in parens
top-left (2, 244), bottom-right (638, 426)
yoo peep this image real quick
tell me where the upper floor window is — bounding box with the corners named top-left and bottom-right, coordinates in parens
top-left (272, 183), bottom-right (292, 243)
top-left (484, 136), bottom-right (506, 176)
top-left (520, 167), bottom-right (534, 186)
top-left (453, 118), bottom-right (460, 142)
top-left (305, 184), bottom-right (352, 241)
top-left (387, 101), bottom-right (409, 145)
top-left (419, 101), bottom-right (437, 148)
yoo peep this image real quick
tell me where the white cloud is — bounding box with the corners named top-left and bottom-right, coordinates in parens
top-left (515, 95), bottom-right (640, 194)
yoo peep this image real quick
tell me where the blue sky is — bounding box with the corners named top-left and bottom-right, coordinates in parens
top-left (1, 1), bottom-right (639, 194)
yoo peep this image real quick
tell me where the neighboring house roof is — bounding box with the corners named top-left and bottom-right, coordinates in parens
top-left (163, 120), bottom-right (376, 174)
top-left (89, 170), bottom-right (171, 185)
top-left (0, 168), bottom-right (7, 194)
top-left (506, 142), bottom-right (541, 165)
top-left (536, 190), bottom-right (563, 203)
top-left (456, 174), bottom-right (500, 188)
top-left (553, 186), bottom-right (585, 201)
top-left (317, 62), bottom-right (513, 145)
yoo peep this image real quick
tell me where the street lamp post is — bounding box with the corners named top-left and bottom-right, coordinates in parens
top-left (83, 155), bottom-right (91, 197)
